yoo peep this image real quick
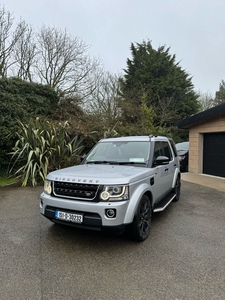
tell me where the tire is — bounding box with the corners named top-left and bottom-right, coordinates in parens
top-left (173, 176), bottom-right (181, 202)
top-left (131, 195), bottom-right (152, 242)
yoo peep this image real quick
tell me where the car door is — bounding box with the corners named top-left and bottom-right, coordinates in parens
top-left (152, 141), bottom-right (174, 201)
top-left (161, 141), bottom-right (175, 191)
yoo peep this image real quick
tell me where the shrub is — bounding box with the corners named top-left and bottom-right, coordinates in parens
top-left (10, 117), bottom-right (84, 186)
top-left (0, 77), bottom-right (60, 170)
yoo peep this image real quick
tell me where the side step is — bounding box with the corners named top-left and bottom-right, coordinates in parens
top-left (153, 192), bottom-right (176, 213)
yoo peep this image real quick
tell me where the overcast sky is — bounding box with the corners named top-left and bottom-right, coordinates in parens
top-left (4, 0), bottom-right (225, 95)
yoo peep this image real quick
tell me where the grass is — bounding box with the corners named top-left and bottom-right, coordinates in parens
top-left (0, 176), bottom-right (19, 187)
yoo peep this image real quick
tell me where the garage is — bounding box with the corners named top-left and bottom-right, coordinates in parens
top-left (178, 102), bottom-right (225, 178)
top-left (203, 132), bottom-right (225, 177)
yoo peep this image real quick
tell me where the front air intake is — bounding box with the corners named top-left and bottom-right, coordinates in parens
top-left (53, 181), bottom-right (99, 200)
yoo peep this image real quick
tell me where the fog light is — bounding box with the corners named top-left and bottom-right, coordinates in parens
top-left (105, 209), bottom-right (116, 218)
top-left (40, 198), bottom-right (44, 207)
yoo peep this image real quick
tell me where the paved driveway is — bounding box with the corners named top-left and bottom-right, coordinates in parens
top-left (0, 181), bottom-right (225, 300)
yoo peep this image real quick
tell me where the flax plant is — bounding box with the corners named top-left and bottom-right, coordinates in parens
top-left (10, 118), bottom-right (84, 186)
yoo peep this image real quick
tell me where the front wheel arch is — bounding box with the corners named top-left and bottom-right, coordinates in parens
top-left (129, 194), bottom-right (152, 242)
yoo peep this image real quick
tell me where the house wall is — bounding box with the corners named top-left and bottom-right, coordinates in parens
top-left (188, 115), bottom-right (225, 174)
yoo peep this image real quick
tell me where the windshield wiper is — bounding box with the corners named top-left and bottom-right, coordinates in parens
top-left (117, 161), bottom-right (147, 165)
top-left (86, 161), bottom-right (119, 164)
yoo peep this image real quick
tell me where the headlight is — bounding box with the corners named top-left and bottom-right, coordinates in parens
top-left (44, 180), bottom-right (52, 195)
top-left (100, 185), bottom-right (129, 201)
top-left (179, 155), bottom-right (185, 161)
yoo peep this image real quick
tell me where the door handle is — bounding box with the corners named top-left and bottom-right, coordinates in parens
top-left (165, 167), bottom-right (169, 172)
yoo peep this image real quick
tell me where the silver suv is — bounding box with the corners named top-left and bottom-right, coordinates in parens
top-left (40, 135), bottom-right (180, 241)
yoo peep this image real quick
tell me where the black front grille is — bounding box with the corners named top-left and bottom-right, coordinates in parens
top-left (53, 181), bottom-right (99, 200)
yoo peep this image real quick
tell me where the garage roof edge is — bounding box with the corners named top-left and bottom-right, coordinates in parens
top-left (178, 102), bottom-right (225, 129)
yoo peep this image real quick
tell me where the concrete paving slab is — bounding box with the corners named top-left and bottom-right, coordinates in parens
top-left (181, 172), bottom-right (225, 192)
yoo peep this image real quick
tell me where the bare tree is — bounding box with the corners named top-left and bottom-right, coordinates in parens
top-left (88, 72), bottom-right (121, 124)
top-left (197, 91), bottom-right (215, 111)
top-left (12, 23), bottom-right (36, 81)
top-left (156, 94), bottom-right (179, 127)
top-left (35, 26), bottom-right (102, 99)
top-left (0, 6), bottom-right (27, 77)
top-left (0, 7), bottom-right (103, 101)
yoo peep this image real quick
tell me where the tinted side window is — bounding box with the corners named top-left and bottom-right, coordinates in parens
top-left (161, 141), bottom-right (172, 161)
top-left (152, 141), bottom-right (173, 167)
top-left (153, 141), bottom-right (163, 160)
top-left (169, 139), bottom-right (178, 157)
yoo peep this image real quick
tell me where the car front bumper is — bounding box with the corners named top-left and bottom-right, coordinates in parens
top-left (40, 192), bottom-right (131, 230)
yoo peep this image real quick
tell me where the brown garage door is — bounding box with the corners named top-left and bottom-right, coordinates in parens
top-left (203, 132), bottom-right (225, 178)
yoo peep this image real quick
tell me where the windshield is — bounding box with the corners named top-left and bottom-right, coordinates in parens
top-left (176, 142), bottom-right (189, 151)
top-left (86, 141), bottom-right (150, 165)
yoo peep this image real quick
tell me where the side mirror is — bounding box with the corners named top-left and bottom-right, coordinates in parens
top-left (154, 156), bottom-right (170, 165)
